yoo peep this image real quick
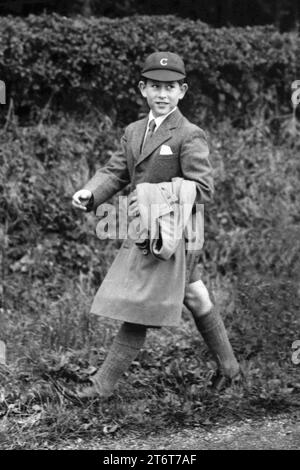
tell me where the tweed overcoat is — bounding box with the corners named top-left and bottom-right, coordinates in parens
top-left (83, 108), bottom-right (214, 326)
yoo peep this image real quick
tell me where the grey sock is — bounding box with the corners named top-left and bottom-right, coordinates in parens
top-left (91, 322), bottom-right (147, 394)
top-left (194, 306), bottom-right (239, 378)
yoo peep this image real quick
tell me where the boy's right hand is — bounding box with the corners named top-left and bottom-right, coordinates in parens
top-left (72, 189), bottom-right (92, 211)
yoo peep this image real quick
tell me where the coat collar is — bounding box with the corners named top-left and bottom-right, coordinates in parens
top-left (133, 108), bottom-right (183, 167)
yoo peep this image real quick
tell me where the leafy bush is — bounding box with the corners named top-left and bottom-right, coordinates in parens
top-left (0, 14), bottom-right (299, 125)
top-left (1, 116), bottom-right (299, 289)
top-left (1, 116), bottom-right (299, 446)
top-left (0, 116), bottom-right (123, 287)
top-left (204, 121), bottom-right (300, 278)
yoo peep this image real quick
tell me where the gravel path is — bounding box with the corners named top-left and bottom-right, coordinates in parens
top-left (55, 413), bottom-right (300, 450)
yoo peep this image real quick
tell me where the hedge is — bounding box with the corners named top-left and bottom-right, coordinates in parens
top-left (0, 14), bottom-right (299, 125)
top-left (1, 118), bottom-right (299, 284)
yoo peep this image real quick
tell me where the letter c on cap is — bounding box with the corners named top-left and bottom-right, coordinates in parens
top-left (160, 58), bottom-right (168, 66)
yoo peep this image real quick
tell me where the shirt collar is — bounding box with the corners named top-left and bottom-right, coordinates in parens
top-left (148, 107), bottom-right (177, 130)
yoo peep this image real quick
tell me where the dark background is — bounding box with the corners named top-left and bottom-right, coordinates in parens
top-left (0, 0), bottom-right (299, 31)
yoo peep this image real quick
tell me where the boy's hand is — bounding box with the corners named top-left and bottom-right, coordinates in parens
top-left (72, 189), bottom-right (92, 211)
top-left (128, 190), bottom-right (140, 217)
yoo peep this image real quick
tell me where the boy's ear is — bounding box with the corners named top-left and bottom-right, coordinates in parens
top-left (138, 80), bottom-right (147, 97)
top-left (179, 83), bottom-right (188, 99)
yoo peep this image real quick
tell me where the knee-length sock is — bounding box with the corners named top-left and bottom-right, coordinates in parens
top-left (194, 306), bottom-right (239, 378)
top-left (91, 322), bottom-right (147, 395)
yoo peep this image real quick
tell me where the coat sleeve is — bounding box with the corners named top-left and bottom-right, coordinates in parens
top-left (83, 129), bottom-right (130, 211)
top-left (179, 127), bottom-right (214, 205)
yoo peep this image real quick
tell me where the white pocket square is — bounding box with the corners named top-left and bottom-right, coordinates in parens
top-left (159, 145), bottom-right (173, 155)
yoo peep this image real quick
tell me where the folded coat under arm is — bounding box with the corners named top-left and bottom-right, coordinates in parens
top-left (135, 178), bottom-right (204, 260)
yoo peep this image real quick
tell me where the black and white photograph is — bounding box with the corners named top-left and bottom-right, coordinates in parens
top-left (0, 0), bottom-right (299, 453)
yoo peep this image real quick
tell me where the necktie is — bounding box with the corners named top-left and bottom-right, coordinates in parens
top-left (142, 119), bottom-right (156, 152)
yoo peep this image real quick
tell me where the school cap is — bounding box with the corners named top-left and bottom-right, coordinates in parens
top-left (141, 52), bottom-right (186, 82)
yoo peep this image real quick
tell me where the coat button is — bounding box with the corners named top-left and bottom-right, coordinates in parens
top-left (142, 249), bottom-right (148, 255)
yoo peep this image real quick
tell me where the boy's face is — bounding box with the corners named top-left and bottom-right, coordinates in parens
top-left (139, 79), bottom-right (188, 118)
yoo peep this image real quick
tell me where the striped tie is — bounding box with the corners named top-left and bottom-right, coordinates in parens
top-left (142, 119), bottom-right (156, 152)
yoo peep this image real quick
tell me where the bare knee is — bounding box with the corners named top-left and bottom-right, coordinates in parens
top-left (184, 289), bottom-right (199, 312)
top-left (184, 281), bottom-right (213, 318)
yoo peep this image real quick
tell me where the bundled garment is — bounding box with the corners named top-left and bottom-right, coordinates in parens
top-left (135, 177), bottom-right (204, 260)
top-left (90, 178), bottom-right (204, 327)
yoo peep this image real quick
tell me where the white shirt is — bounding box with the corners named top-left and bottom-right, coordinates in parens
top-left (142, 107), bottom-right (177, 152)
top-left (148, 106), bottom-right (177, 132)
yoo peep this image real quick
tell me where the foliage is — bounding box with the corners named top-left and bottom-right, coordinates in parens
top-left (0, 274), bottom-right (299, 448)
top-left (0, 14), bottom-right (299, 125)
top-left (1, 115), bottom-right (299, 286)
top-left (1, 0), bottom-right (299, 31)
top-left (0, 115), bottom-right (300, 447)
top-left (204, 119), bottom-right (300, 279)
top-left (0, 115), bottom-right (122, 285)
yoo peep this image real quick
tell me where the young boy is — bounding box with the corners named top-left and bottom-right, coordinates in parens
top-left (72, 52), bottom-right (240, 398)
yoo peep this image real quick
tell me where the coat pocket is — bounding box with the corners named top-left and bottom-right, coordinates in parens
top-left (147, 153), bottom-right (180, 183)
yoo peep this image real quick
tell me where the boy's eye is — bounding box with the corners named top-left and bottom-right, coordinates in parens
top-left (151, 84), bottom-right (174, 90)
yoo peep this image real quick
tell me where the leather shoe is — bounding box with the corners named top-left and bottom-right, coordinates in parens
top-left (209, 369), bottom-right (243, 392)
top-left (76, 380), bottom-right (112, 400)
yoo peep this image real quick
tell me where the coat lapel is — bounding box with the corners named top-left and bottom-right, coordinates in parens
top-left (131, 117), bottom-right (148, 165)
top-left (135, 108), bottom-right (183, 167)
